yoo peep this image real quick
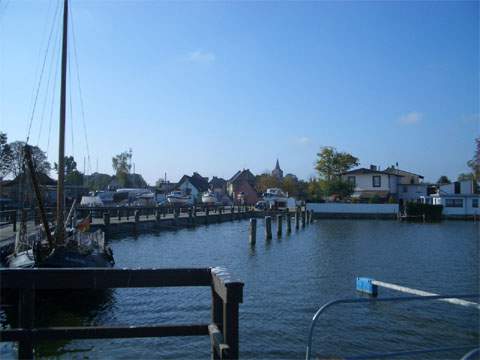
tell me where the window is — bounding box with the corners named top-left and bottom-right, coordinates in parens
top-left (445, 199), bottom-right (463, 208)
top-left (473, 199), bottom-right (479, 208)
top-left (403, 186), bottom-right (408, 193)
top-left (347, 176), bottom-right (356, 186)
top-left (372, 176), bottom-right (381, 187)
top-left (454, 182), bottom-right (461, 194)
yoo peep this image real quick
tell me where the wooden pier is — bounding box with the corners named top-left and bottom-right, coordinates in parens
top-left (0, 267), bottom-right (244, 359)
top-left (0, 205), bottom-right (255, 258)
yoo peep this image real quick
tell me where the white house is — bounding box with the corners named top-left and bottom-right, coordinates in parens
top-left (425, 180), bottom-right (480, 218)
top-left (176, 173), bottom-right (209, 204)
top-left (341, 165), bottom-right (429, 202)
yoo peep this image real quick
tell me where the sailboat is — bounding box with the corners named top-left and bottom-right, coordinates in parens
top-left (7, 0), bottom-right (114, 268)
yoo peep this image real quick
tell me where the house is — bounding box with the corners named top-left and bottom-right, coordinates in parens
top-left (209, 177), bottom-right (227, 196)
top-left (209, 177), bottom-right (232, 205)
top-left (272, 159), bottom-right (283, 180)
top-left (342, 165), bottom-right (429, 203)
top-left (341, 165), bottom-right (401, 201)
top-left (176, 172), bottom-right (209, 204)
top-left (0, 173), bottom-right (56, 207)
top-left (384, 167), bottom-right (434, 203)
top-left (425, 180), bottom-right (479, 218)
top-left (227, 169), bottom-right (258, 205)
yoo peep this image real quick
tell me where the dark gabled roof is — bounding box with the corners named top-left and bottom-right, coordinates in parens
top-left (178, 173), bottom-right (209, 192)
top-left (209, 176), bottom-right (226, 188)
top-left (384, 167), bottom-right (424, 179)
top-left (1, 172), bottom-right (56, 187)
top-left (342, 168), bottom-right (397, 176)
top-left (228, 169), bottom-right (255, 184)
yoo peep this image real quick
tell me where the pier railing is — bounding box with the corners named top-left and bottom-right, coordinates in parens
top-left (0, 267), bottom-right (243, 359)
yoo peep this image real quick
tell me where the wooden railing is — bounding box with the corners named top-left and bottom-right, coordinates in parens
top-left (0, 267), bottom-right (244, 359)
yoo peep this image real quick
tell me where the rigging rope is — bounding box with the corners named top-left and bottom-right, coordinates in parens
top-left (36, 10), bottom-right (62, 148)
top-left (70, 4), bottom-right (92, 174)
top-left (68, 50), bottom-right (75, 159)
top-left (26, 0), bottom-right (60, 144)
top-left (46, 37), bottom-right (61, 157)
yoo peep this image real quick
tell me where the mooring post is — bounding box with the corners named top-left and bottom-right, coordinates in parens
top-left (310, 210), bottom-right (314, 223)
top-left (277, 214), bottom-right (283, 237)
top-left (103, 212), bottom-right (110, 230)
top-left (134, 209), bottom-right (140, 227)
top-left (286, 209), bottom-right (291, 233)
top-left (205, 207), bottom-right (210, 224)
top-left (155, 208), bottom-right (161, 222)
top-left (265, 216), bottom-right (272, 240)
top-left (249, 218), bottom-right (257, 245)
top-left (295, 208), bottom-right (300, 230)
top-left (302, 208), bottom-right (306, 227)
top-left (188, 207), bottom-right (193, 224)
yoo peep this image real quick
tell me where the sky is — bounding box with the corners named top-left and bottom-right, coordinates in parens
top-left (0, 0), bottom-right (478, 184)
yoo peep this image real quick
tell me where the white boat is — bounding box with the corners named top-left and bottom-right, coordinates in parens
top-left (202, 190), bottom-right (217, 205)
top-left (263, 188), bottom-right (288, 208)
top-left (167, 191), bottom-right (191, 205)
top-left (7, 250), bottom-right (35, 268)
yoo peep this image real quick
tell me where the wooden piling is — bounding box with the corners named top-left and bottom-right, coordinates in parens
top-left (205, 207), bottom-right (210, 224)
top-left (134, 210), bottom-right (140, 228)
top-left (295, 208), bottom-right (300, 230)
top-left (103, 212), bottom-right (110, 228)
top-left (301, 209), bottom-right (306, 228)
top-left (277, 214), bottom-right (283, 237)
top-left (249, 218), bottom-right (257, 245)
top-left (265, 216), bottom-right (272, 240)
top-left (286, 209), bottom-right (291, 233)
top-left (188, 208), bottom-right (193, 224)
top-left (18, 288), bottom-right (34, 359)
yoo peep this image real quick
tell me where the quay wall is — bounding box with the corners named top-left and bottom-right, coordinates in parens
top-left (307, 203), bottom-right (399, 219)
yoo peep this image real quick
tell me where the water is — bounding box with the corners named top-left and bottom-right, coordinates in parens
top-left (1, 219), bottom-right (479, 359)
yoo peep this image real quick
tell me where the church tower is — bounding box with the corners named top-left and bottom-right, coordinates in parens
top-left (272, 159), bottom-right (283, 180)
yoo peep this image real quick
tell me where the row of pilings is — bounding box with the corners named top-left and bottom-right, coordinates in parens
top-left (249, 207), bottom-right (314, 244)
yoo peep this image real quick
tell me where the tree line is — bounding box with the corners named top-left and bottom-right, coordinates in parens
top-left (0, 132), bottom-right (146, 190)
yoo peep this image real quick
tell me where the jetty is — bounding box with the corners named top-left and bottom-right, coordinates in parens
top-left (0, 205), bottom-right (255, 259)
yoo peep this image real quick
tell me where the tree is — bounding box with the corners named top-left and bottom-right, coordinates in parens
top-left (255, 173), bottom-right (281, 194)
top-left (84, 173), bottom-right (113, 191)
top-left (112, 149), bottom-right (132, 188)
top-left (54, 156), bottom-right (78, 176)
top-left (112, 149), bottom-right (132, 175)
top-left (437, 176), bottom-right (451, 185)
top-left (0, 132), bottom-right (13, 178)
top-left (318, 178), bottom-right (355, 199)
top-left (315, 147), bottom-right (359, 180)
top-left (467, 137), bottom-right (480, 180)
top-left (457, 173), bottom-right (474, 181)
top-left (53, 156), bottom-right (84, 185)
top-left (9, 141), bottom-right (51, 177)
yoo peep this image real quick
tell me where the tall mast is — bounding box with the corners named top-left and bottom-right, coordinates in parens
top-left (56, 0), bottom-right (68, 244)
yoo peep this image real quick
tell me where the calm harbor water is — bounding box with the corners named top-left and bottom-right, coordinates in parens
top-left (1, 219), bottom-right (479, 359)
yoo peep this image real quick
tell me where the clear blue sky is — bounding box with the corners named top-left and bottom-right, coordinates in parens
top-left (1, 0), bottom-right (478, 184)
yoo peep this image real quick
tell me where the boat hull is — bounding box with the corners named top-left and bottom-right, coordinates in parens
top-left (7, 250), bottom-right (35, 268)
top-left (167, 196), bottom-right (190, 205)
top-left (38, 246), bottom-right (114, 268)
top-left (202, 195), bottom-right (217, 204)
